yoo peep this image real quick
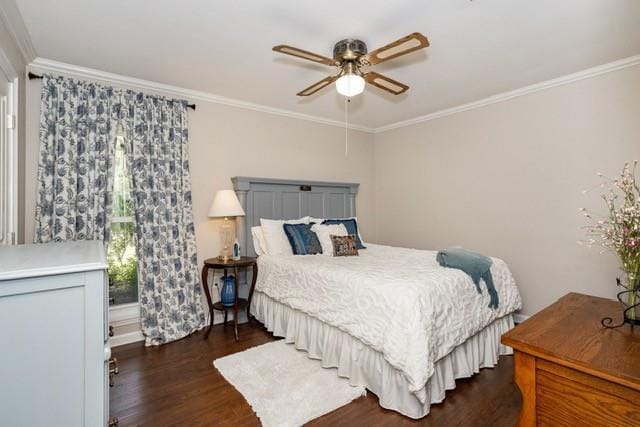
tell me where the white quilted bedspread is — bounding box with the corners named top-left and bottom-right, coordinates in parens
top-left (254, 244), bottom-right (522, 403)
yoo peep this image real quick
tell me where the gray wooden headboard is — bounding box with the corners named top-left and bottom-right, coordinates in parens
top-left (231, 177), bottom-right (359, 257)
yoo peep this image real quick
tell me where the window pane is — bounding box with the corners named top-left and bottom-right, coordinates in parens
top-left (112, 136), bottom-right (133, 218)
top-left (108, 134), bottom-right (138, 305)
top-left (108, 221), bottom-right (138, 305)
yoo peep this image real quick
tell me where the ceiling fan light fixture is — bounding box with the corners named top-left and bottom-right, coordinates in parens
top-left (336, 73), bottom-right (365, 97)
top-left (273, 32), bottom-right (429, 97)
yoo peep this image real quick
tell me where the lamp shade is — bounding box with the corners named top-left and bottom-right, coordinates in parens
top-left (208, 190), bottom-right (245, 218)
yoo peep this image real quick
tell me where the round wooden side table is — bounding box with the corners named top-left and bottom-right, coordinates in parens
top-left (201, 256), bottom-right (258, 341)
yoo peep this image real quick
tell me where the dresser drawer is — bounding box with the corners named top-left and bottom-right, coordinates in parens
top-left (0, 283), bottom-right (85, 426)
top-left (536, 361), bottom-right (640, 427)
top-left (0, 241), bottom-right (109, 426)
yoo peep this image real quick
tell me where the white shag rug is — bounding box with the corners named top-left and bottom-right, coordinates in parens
top-left (213, 340), bottom-right (366, 427)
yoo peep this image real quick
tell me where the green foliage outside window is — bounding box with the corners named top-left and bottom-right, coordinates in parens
top-left (108, 222), bottom-right (138, 304)
top-left (107, 134), bottom-right (138, 305)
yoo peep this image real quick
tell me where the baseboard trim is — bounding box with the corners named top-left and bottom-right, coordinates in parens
top-left (513, 313), bottom-right (530, 324)
top-left (111, 311), bottom-right (527, 347)
top-left (110, 330), bottom-right (144, 347)
top-left (109, 310), bottom-right (249, 347)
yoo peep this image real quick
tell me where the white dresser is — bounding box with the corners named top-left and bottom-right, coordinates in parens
top-left (0, 241), bottom-right (112, 427)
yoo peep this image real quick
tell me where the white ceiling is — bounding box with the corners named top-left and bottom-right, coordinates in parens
top-left (15, 0), bottom-right (640, 128)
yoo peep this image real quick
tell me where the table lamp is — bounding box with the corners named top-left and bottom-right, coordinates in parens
top-left (208, 190), bottom-right (245, 262)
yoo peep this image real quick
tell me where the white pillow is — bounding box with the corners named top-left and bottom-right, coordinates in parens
top-left (311, 223), bottom-right (348, 256)
top-left (250, 226), bottom-right (268, 256)
top-left (260, 217), bottom-right (310, 256)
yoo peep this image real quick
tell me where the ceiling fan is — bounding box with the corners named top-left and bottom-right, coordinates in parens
top-left (273, 32), bottom-right (429, 98)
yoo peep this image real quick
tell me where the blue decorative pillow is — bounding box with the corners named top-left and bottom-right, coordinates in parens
top-left (283, 223), bottom-right (322, 255)
top-left (322, 218), bottom-right (366, 249)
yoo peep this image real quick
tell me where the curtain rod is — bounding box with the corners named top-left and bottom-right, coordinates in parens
top-left (28, 72), bottom-right (197, 110)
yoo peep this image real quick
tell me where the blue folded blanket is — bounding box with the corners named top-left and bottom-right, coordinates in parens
top-left (436, 248), bottom-right (499, 309)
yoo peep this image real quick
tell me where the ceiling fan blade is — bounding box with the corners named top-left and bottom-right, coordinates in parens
top-left (297, 75), bottom-right (339, 96)
top-left (364, 32), bottom-right (429, 65)
top-left (273, 45), bottom-right (338, 66)
top-left (364, 71), bottom-right (409, 95)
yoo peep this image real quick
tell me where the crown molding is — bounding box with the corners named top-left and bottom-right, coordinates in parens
top-left (374, 54), bottom-right (640, 133)
top-left (29, 54), bottom-right (640, 135)
top-left (28, 57), bottom-right (374, 133)
top-left (0, 0), bottom-right (37, 64)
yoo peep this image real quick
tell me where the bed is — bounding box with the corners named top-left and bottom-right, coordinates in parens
top-left (231, 177), bottom-right (522, 419)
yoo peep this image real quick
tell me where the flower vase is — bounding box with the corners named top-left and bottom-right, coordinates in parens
top-left (623, 272), bottom-right (640, 325)
top-left (220, 275), bottom-right (236, 307)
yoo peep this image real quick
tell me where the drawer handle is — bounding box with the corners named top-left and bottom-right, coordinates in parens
top-left (109, 357), bottom-right (119, 387)
top-left (109, 325), bottom-right (114, 337)
top-left (109, 357), bottom-right (119, 375)
top-left (108, 417), bottom-right (119, 427)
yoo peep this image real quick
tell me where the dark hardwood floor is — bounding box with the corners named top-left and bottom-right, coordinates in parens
top-left (111, 322), bottom-right (521, 426)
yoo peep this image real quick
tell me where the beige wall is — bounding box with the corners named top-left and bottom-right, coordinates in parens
top-left (23, 62), bottom-right (640, 320)
top-left (23, 78), bottom-right (377, 270)
top-left (189, 103), bottom-right (376, 266)
top-left (374, 64), bottom-right (640, 316)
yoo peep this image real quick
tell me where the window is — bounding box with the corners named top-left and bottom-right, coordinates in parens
top-left (107, 133), bottom-right (138, 305)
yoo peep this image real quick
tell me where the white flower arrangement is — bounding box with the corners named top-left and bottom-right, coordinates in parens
top-left (580, 161), bottom-right (640, 322)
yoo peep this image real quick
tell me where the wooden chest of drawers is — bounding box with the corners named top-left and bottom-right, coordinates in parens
top-left (502, 293), bottom-right (640, 427)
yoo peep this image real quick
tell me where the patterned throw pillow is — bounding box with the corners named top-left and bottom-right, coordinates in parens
top-left (322, 218), bottom-right (366, 249)
top-left (283, 223), bottom-right (322, 255)
top-left (330, 234), bottom-right (359, 257)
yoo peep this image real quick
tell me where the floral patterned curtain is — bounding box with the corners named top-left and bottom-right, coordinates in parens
top-left (35, 74), bottom-right (118, 243)
top-left (121, 91), bottom-right (205, 346)
top-left (36, 74), bottom-right (204, 345)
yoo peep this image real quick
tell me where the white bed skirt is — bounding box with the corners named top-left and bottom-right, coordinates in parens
top-left (251, 291), bottom-right (515, 419)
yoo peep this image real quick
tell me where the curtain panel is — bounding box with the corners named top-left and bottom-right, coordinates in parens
top-left (121, 91), bottom-right (205, 346)
top-left (35, 74), bottom-right (118, 243)
top-left (35, 74), bottom-right (204, 345)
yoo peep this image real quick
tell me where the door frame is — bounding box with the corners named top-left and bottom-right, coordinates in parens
top-left (0, 46), bottom-right (19, 245)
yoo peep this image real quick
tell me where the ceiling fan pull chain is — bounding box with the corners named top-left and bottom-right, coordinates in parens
top-left (344, 96), bottom-right (349, 157)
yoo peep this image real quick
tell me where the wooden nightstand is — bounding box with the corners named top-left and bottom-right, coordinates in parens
top-left (201, 256), bottom-right (258, 341)
top-left (502, 293), bottom-right (640, 426)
